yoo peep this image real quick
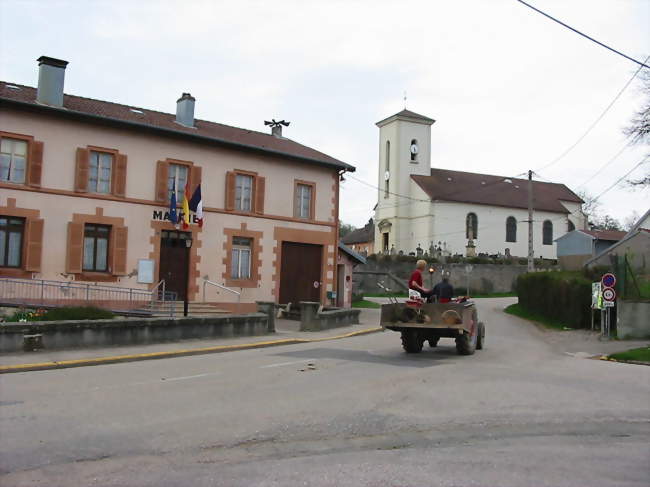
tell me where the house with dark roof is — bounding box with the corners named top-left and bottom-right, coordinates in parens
top-left (555, 229), bottom-right (627, 270)
top-left (341, 219), bottom-right (374, 255)
top-left (373, 108), bottom-right (585, 258)
top-left (0, 56), bottom-right (354, 311)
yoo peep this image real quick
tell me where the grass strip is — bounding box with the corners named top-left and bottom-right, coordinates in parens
top-left (608, 347), bottom-right (650, 363)
top-left (352, 300), bottom-right (382, 309)
top-left (504, 303), bottom-right (572, 331)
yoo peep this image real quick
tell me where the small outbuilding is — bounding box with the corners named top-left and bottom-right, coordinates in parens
top-left (555, 229), bottom-right (626, 270)
top-left (336, 242), bottom-right (366, 308)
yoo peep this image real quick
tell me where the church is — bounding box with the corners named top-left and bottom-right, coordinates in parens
top-left (373, 109), bottom-right (586, 259)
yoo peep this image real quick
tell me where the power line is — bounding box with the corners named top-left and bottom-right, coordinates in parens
top-left (516, 0), bottom-right (650, 69)
top-left (574, 138), bottom-right (634, 189)
top-left (534, 56), bottom-right (649, 172)
top-left (590, 156), bottom-right (649, 203)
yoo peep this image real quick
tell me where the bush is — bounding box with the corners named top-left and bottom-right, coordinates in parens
top-left (4, 306), bottom-right (115, 322)
top-left (515, 271), bottom-right (592, 329)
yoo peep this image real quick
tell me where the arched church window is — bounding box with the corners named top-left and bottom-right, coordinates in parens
top-left (567, 220), bottom-right (575, 232)
top-left (466, 213), bottom-right (478, 239)
top-left (384, 140), bottom-right (390, 198)
top-left (506, 216), bottom-right (517, 242)
top-left (410, 139), bottom-right (418, 162)
top-left (543, 220), bottom-right (553, 245)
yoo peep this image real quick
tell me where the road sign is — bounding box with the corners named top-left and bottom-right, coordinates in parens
top-left (601, 273), bottom-right (616, 288)
top-left (603, 300), bottom-right (615, 308)
top-left (591, 282), bottom-right (602, 310)
top-left (602, 287), bottom-right (616, 302)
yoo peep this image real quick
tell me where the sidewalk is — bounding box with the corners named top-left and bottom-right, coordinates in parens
top-left (0, 309), bottom-right (383, 373)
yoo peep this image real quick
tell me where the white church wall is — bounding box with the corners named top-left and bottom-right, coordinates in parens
top-left (560, 200), bottom-right (587, 230)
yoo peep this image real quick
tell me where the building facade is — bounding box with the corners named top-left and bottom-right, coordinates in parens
top-left (556, 229), bottom-right (627, 270)
top-left (373, 109), bottom-right (586, 259)
top-left (0, 57), bottom-right (354, 311)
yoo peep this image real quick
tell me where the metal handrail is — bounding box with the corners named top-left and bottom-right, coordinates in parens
top-left (202, 279), bottom-right (241, 303)
top-left (151, 279), bottom-right (166, 304)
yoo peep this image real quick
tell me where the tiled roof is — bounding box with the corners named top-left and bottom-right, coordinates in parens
top-left (376, 109), bottom-right (435, 126)
top-left (341, 220), bottom-right (374, 245)
top-left (581, 230), bottom-right (627, 241)
top-left (412, 168), bottom-right (583, 213)
top-left (338, 242), bottom-right (367, 265)
top-left (0, 82), bottom-right (354, 171)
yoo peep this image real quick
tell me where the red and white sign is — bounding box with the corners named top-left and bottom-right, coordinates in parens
top-left (601, 273), bottom-right (616, 288)
top-left (602, 287), bottom-right (616, 302)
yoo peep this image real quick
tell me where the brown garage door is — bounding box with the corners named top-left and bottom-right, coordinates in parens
top-left (279, 242), bottom-right (322, 304)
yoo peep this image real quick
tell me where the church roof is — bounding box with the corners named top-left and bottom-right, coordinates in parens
top-left (376, 109), bottom-right (436, 127)
top-left (412, 168), bottom-right (583, 214)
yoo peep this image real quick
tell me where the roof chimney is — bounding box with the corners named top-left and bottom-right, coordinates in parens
top-left (176, 93), bottom-right (195, 127)
top-left (36, 56), bottom-right (68, 107)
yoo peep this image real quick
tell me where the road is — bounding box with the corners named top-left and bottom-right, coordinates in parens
top-left (1, 298), bottom-right (648, 486)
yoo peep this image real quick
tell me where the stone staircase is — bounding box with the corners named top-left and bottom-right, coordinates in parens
top-left (139, 301), bottom-right (231, 318)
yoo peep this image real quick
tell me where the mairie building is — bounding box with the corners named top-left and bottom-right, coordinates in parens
top-left (0, 56), bottom-right (355, 311)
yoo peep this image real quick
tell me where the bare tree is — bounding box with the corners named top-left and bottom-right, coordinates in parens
top-left (622, 210), bottom-right (640, 231)
top-left (623, 71), bottom-right (650, 187)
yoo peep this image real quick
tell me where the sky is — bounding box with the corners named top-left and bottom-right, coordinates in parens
top-left (1, 0), bottom-right (648, 229)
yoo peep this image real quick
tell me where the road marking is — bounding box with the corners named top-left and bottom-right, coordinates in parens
top-left (260, 359), bottom-right (315, 369)
top-left (164, 372), bottom-right (220, 381)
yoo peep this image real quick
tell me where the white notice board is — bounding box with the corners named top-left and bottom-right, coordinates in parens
top-left (137, 259), bottom-right (155, 284)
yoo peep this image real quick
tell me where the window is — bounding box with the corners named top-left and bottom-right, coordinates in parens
top-left (235, 174), bottom-right (253, 212)
top-left (83, 224), bottom-right (110, 272)
top-left (567, 220), bottom-right (575, 232)
top-left (410, 139), bottom-right (418, 162)
top-left (506, 216), bottom-right (517, 242)
top-left (88, 151), bottom-right (113, 193)
top-left (466, 213), bottom-right (478, 239)
top-left (0, 137), bottom-right (27, 183)
top-left (231, 237), bottom-right (251, 279)
top-left (295, 183), bottom-right (313, 219)
top-left (0, 216), bottom-right (25, 267)
top-left (543, 220), bottom-right (553, 245)
top-left (168, 163), bottom-right (189, 202)
top-left (382, 232), bottom-right (389, 253)
top-left (385, 141), bottom-right (390, 198)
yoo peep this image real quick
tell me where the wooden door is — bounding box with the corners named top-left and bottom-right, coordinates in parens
top-left (279, 242), bottom-right (322, 304)
top-left (159, 230), bottom-right (191, 301)
top-left (336, 264), bottom-right (345, 307)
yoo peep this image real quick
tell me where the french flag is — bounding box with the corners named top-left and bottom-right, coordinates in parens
top-left (189, 184), bottom-right (203, 228)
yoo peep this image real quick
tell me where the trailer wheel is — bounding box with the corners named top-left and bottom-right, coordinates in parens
top-left (401, 329), bottom-right (423, 353)
top-left (476, 322), bottom-right (485, 350)
top-left (428, 337), bottom-right (440, 348)
top-left (455, 330), bottom-right (476, 355)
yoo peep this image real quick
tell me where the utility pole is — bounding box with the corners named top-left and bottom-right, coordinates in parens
top-left (527, 170), bottom-right (534, 272)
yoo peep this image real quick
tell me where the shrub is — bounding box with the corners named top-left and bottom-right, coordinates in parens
top-left (40, 306), bottom-right (115, 321)
top-left (515, 271), bottom-right (592, 329)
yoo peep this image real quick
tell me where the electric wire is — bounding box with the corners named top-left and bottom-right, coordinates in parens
top-left (516, 0), bottom-right (650, 69)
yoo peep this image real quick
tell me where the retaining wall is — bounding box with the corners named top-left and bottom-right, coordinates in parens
top-left (617, 300), bottom-right (650, 339)
top-left (0, 313), bottom-right (269, 353)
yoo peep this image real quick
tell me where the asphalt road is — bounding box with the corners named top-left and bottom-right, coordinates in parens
top-left (1, 298), bottom-right (648, 487)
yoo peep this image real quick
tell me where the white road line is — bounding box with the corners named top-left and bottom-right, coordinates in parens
top-left (164, 372), bottom-right (220, 381)
top-left (260, 359), bottom-right (315, 369)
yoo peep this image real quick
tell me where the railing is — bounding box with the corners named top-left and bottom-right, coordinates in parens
top-left (202, 279), bottom-right (241, 304)
top-left (0, 277), bottom-right (174, 312)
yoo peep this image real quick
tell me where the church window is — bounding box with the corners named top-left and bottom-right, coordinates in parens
top-left (384, 140), bottom-right (390, 198)
top-left (543, 220), bottom-right (553, 245)
top-left (410, 139), bottom-right (418, 162)
top-left (506, 216), bottom-right (517, 242)
top-left (567, 220), bottom-right (575, 232)
top-left (466, 213), bottom-right (478, 239)
top-left (382, 233), bottom-right (389, 253)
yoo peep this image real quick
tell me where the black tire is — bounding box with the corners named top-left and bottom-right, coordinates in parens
top-left (476, 322), bottom-right (485, 350)
top-left (428, 337), bottom-right (440, 348)
top-left (401, 329), bottom-right (423, 353)
top-left (455, 330), bottom-right (476, 355)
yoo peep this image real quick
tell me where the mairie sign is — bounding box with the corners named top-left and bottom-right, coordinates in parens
top-left (152, 210), bottom-right (200, 224)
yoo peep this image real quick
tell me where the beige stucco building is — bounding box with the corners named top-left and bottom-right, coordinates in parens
top-left (0, 56), bottom-right (355, 311)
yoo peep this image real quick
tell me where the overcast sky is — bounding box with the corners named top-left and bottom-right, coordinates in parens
top-left (1, 0), bottom-right (648, 228)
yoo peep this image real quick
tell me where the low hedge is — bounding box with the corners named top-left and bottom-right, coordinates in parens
top-left (5, 306), bottom-right (115, 322)
top-left (515, 271), bottom-right (592, 329)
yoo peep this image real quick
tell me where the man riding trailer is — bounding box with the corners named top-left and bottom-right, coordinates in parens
top-left (381, 263), bottom-right (486, 355)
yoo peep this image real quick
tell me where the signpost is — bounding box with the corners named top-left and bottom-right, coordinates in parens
top-left (598, 273), bottom-right (617, 339)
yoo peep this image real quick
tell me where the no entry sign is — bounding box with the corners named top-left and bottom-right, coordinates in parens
top-left (602, 287), bottom-right (616, 302)
top-left (601, 273), bottom-right (616, 288)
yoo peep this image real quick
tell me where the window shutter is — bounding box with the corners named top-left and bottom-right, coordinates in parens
top-left (190, 165), bottom-right (202, 198)
top-left (24, 218), bottom-right (44, 272)
top-left (74, 148), bottom-right (90, 192)
top-left (66, 222), bottom-right (84, 273)
top-left (112, 153), bottom-right (128, 197)
top-left (225, 171), bottom-right (236, 211)
top-left (155, 160), bottom-right (169, 203)
top-left (255, 176), bottom-right (265, 214)
top-left (111, 226), bottom-right (128, 275)
top-left (27, 141), bottom-right (44, 188)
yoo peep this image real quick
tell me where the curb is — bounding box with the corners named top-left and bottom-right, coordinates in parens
top-left (598, 356), bottom-right (650, 366)
top-left (0, 327), bottom-right (384, 374)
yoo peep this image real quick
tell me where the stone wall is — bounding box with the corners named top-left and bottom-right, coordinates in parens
top-left (354, 258), bottom-right (531, 295)
top-left (0, 313), bottom-right (269, 353)
top-left (617, 300), bottom-right (650, 339)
